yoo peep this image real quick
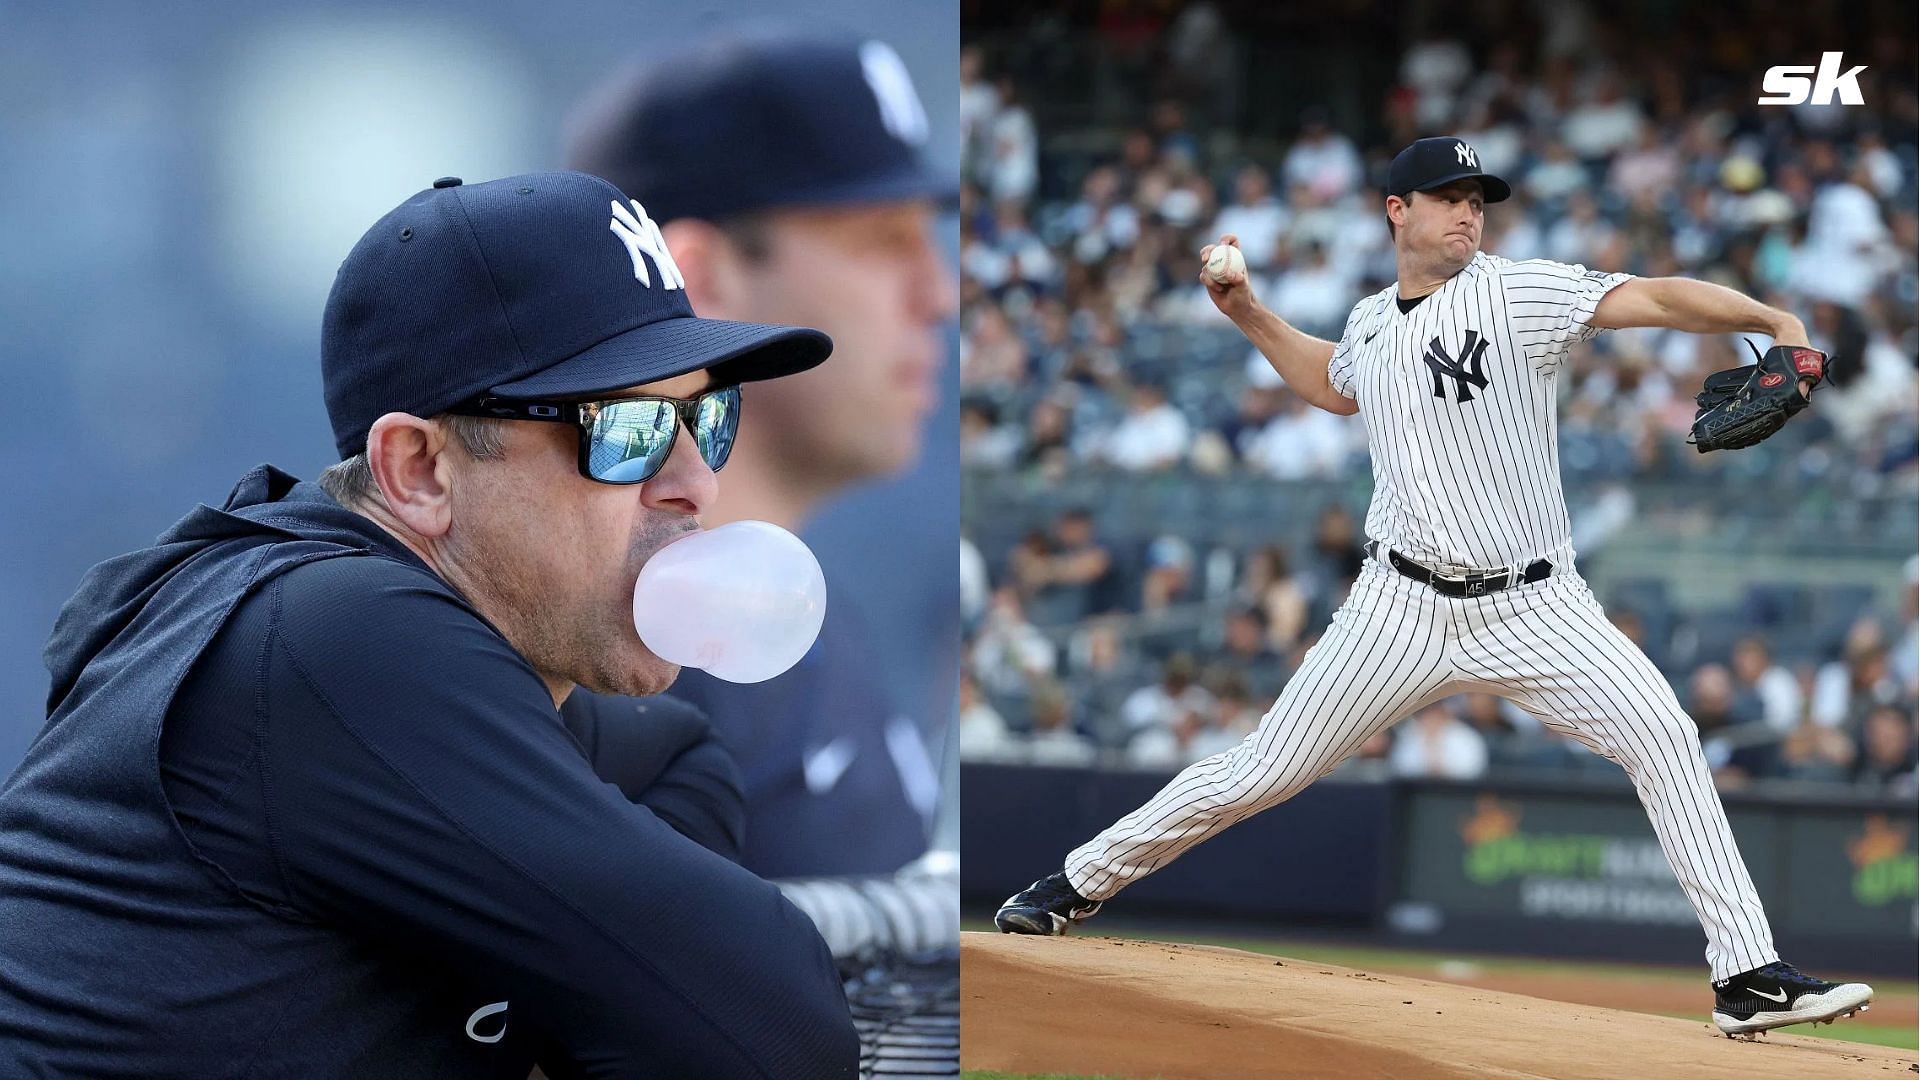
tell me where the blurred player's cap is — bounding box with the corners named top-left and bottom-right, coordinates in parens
top-left (1387, 136), bottom-right (1512, 203)
top-left (563, 29), bottom-right (954, 223)
top-left (321, 171), bottom-right (831, 460)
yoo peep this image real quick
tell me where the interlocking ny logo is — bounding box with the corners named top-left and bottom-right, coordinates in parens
top-left (608, 200), bottom-right (685, 290)
top-left (860, 40), bottom-right (929, 146)
top-left (1424, 330), bottom-right (1492, 403)
top-left (1454, 141), bottom-right (1478, 168)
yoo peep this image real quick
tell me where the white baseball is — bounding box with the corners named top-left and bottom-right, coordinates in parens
top-left (1204, 243), bottom-right (1245, 285)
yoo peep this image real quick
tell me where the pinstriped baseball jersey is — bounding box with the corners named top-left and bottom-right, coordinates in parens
top-left (1328, 252), bottom-right (1630, 570)
top-left (1046, 248), bottom-right (1790, 983)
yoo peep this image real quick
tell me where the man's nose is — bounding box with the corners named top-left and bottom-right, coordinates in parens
top-left (639, 418), bottom-right (718, 516)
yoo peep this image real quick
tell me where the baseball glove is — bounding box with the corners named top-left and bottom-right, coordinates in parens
top-left (1688, 343), bottom-right (1829, 453)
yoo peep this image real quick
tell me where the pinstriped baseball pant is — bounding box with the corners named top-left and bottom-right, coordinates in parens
top-left (1064, 559), bottom-right (1779, 981)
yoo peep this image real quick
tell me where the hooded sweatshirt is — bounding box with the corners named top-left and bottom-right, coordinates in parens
top-left (0, 466), bottom-right (856, 1079)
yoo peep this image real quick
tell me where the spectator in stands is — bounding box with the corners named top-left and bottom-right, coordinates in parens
top-left (1730, 635), bottom-right (1804, 733)
top-left (1132, 671), bottom-right (1256, 770)
top-left (1064, 165), bottom-right (1142, 265)
top-left (1811, 619), bottom-right (1904, 731)
top-left (960, 537), bottom-right (987, 629)
top-left (1009, 507), bottom-right (1116, 623)
top-left (1139, 535), bottom-right (1196, 612)
top-left (960, 300), bottom-right (1027, 390)
top-left (1690, 664), bottom-right (1771, 788)
top-left (1101, 381), bottom-right (1191, 471)
top-left (1125, 704), bottom-right (1208, 770)
top-left (1562, 71), bottom-right (1644, 164)
top-left (960, 397), bottom-right (1020, 469)
top-left (1021, 395), bottom-right (1077, 477)
top-left (1211, 164), bottom-right (1288, 271)
top-left (1244, 382), bottom-right (1354, 480)
top-left (1608, 124), bottom-right (1681, 202)
top-left (1213, 606), bottom-right (1287, 703)
top-left (1772, 720), bottom-right (1857, 785)
top-left (984, 75), bottom-right (1037, 204)
top-left (1217, 383), bottom-right (1283, 461)
top-left (1398, 35), bottom-right (1472, 131)
top-left (1237, 544), bottom-right (1310, 653)
top-left (989, 200), bottom-right (1057, 294)
top-left (970, 586), bottom-right (1057, 697)
top-left (1389, 702), bottom-right (1488, 780)
top-left (958, 670), bottom-right (1016, 760)
top-left (1022, 681), bottom-right (1098, 767)
top-left (1853, 704), bottom-right (1917, 795)
top-left (1690, 664), bottom-right (1755, 736)
top-left (1524, 139), bottom-right (1588, 203)
top-left (959, 45), bottom-right (996, 173)
top-left (1066, 615), bottom-right (1140, 734)
top-left (1119, 653), bottom-right (1215, 748)
top-left (1545, 191), bottom-right (1618, 265)
top-left (1263, 240), bottom-right (1352, 340)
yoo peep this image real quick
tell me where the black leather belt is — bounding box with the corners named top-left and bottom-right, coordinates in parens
top-left (1365, 540), bottom-right (1552, 598)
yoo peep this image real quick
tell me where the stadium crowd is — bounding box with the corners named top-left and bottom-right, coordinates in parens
top-left (958, 3), bottom-right (1918, 795)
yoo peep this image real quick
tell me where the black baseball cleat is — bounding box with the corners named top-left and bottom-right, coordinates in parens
top-left (1710, 961), bottom-right (1873, 1037)
top-left (994, 872), bottom-right (1102, 935)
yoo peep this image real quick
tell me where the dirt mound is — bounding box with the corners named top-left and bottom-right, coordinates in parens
top-left (961, 933), bottom-right (1915, 1079)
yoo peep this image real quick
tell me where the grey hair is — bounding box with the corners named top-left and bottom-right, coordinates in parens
top-left (317, 414), bottom-right (509, 509)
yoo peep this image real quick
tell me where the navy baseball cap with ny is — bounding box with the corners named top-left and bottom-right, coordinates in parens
top-left (563, 29), bottom-right (954, 222)
top-left (322, 171), bottom-right (832, 459)
top-left (1387, 136), bottom-right (1512, 203)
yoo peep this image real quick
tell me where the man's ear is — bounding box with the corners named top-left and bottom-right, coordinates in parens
top-left (1386, 194), bottom-right (1408, 232)
top-left (365, 412), bottom-right (454, 539)
top-left (661, 218), bottom-right (753, 319)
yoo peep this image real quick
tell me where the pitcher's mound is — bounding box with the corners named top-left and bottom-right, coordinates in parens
top-left (961, 933), bottom-right (1914, 1079)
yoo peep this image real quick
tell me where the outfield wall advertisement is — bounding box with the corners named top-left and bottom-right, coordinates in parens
top-left (1390, 780), bottom-right (1914, 966)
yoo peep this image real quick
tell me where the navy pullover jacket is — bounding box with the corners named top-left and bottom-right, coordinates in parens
top-left (0, 466), bottom-right (856, 1078)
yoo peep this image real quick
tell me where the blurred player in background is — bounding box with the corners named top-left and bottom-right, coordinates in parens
top-left (566, 29), bottom-right (960, 965)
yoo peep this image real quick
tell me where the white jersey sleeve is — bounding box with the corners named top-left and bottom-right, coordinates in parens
top-left (1497, 258), bottom-right (1632, 373)
top-left (1327, 292), bottom-right (1388, 399)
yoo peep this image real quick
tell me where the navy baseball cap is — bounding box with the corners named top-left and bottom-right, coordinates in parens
top-left (1386, 137), bottom-right (1512, 203)
top-left (563, 29), bottom-right (954, 222)
top-left (321, 171), bottom-right (832, 459)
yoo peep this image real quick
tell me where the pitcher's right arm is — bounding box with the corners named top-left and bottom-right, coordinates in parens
top-left (1200, 236), bottom-right (1358, 416)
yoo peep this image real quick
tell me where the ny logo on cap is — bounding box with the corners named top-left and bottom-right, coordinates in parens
top-left (860, 40), bottom-right (928, 147)
top-left (609, 199), bottom-right (685, 290)
top-left (1455, 141), bottom-right (1478, 168)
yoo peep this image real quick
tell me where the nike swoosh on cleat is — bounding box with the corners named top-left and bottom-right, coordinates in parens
top-left (1747, 987), bottom-right (1789, 1003)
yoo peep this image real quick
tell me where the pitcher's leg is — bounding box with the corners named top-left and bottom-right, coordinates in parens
top-left (1066, 567), bottom-right (1451, 901)
top-left (1458, 576), bottom-right (1777, 981)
